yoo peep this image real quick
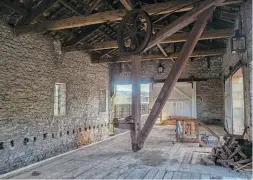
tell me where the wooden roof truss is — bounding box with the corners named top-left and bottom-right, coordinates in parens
top-left (0, 0), bottom-right (242, 62)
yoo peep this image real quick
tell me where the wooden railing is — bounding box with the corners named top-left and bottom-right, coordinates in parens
top-left (198, 119), bottom-right (220, 141)
top-left (173, 117), bottom-right (220, 146)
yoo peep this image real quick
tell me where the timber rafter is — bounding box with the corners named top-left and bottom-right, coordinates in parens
top-left (13, 0), bottom-right (242, 34)
top-left (17, 0), bottom-right (59, 26)
top-left (1, 0), bottom-right (242, 58)
top-left (63, 28), bottom-right (233, 52)
top-left (91, 49), bottom-right (226, 63)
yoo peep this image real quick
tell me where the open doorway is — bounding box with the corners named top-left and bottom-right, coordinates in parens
top-left (151, 82), bottom-right (197, 120)
top-left (225, 67), bottom-right (245, 135)
top-left (112, 84), bottom-right (150, 118)
top-left (232, 67), bottom-right (244, 135)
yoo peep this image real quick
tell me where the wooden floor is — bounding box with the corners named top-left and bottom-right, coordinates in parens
top-left (1, 126), bottom-right (252, 179)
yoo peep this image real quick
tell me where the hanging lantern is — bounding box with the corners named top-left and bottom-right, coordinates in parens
top-left (157, 62), bottom-right (165, 74)
top-left (231, 29), bottom-right (246, 53)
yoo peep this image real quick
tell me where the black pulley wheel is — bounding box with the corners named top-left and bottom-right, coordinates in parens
top-left (117, 10), bottom-right (152, 55)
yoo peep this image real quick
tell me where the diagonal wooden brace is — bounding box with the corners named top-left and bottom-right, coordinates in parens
top-left (145, 0), bottom-right (224, 51)
top-left (136, 6), bottom-right (217, 150)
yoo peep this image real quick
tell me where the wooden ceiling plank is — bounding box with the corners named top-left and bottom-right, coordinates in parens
top-left (220, 0), bottom-right (243, 6)
top-left (59, 0), bottom-right (83, 15)
top-left (59, 0), bottom-right (102, 46)
top-left (0, 0), bottom-right (27, 15)
top-left (1, 0), bottom-right (72, 38)
top-left (214, 13), bottom-right (235, 24)
top-left (97, 29), bottom-right (113, 40)
top-left (14, 0), bottom-right (242, 35)
top-left (18, 0), bottom-right (59, 25)
top-left (120, 0), bottom-right (133, 11)
top-left (145, 0), bottom-right (224, 50)
top-left (62, 28), bottom-right (233, 52)
top-left (59, 0), bottom-right (116, 47)
top-left (86, 0), bottom-right (102, 15)
top-left (157, 44), bottom-right (168, 57)
top-left (63, 24), bottom-right (101, 46)
top-left (163, 28), bottom-right (233, 43)
top-left (90, 48), bottom-right (226, 63)
top-left (215, 8), bottom-right (237, 17)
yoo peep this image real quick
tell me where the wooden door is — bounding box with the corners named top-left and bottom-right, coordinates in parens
top-left (151, 82), bottom-right (197, 120)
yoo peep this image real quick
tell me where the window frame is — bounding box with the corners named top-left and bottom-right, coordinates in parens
top-left (54, 83), bottom-right (66, 116)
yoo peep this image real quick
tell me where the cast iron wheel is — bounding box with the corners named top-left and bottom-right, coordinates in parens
top-left (117, 9), bottom-right (152, 55)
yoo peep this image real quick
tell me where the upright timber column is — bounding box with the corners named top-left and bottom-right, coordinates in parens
top-left (131, 55), bottom-right (141, 152)
top-left (137, 6), bottom-right (217, 150)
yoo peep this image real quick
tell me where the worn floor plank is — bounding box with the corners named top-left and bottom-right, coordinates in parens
top-left (172, 171), bottom-right (182, 179)
top-left (142, 168), bottom-right (159, 179)
top-left (124, 165), bottom-right (150, 179)
top-left (163, 171), bottom-right (174, 179)
top-left (1, 125), bottom-right (251, 179)
top-left (154, 170), bottom-right (166, 179)
top-left (181, 172), bottom-right (192, 179)
top-left (200, 174), bottom-right (210, 179)
top-left (191, 173), bottom-right (201, 179)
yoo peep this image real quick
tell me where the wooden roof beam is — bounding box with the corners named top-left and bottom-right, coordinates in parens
top-left (157, 44), bottom-right (168, 57)
top-left (63, 24), bottom-right (101, 46)
top-left (86, 0), bottom-right (102, 15)
top-left (62, 28), bottom-right (233, 52)
top-left (14, 0), bottom-right (242, 35)
top-left (0, 0), bottom-right (27, 15)
top-left (59, 0), bottom-right (102, 46)
top-left (145, 0), bottom-right (224, 50)
top-left (90, 48), bottom-right (226, 63)
top-left (59, 0), bottom-right (87, 15)
top-left (120, 0), bottom-right (133, 11)
top-left (18, 0), bottom-right (59, 25)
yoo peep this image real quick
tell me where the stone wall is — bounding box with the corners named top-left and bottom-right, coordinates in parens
top-left (112, 56), bottom-right (224, 124)
top-left (222, 0), bottom-right (252, 140)
top-left (0, 19), bottom-right (109, 174)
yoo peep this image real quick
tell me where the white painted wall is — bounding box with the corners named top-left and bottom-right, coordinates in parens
top-left (151, 82), bottom-right (197, 120)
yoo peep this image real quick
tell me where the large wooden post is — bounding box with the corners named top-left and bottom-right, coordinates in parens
top-left (136, 6), bottom-right (217, 149)
top-left (131, 55), bottom-right (142, 152)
